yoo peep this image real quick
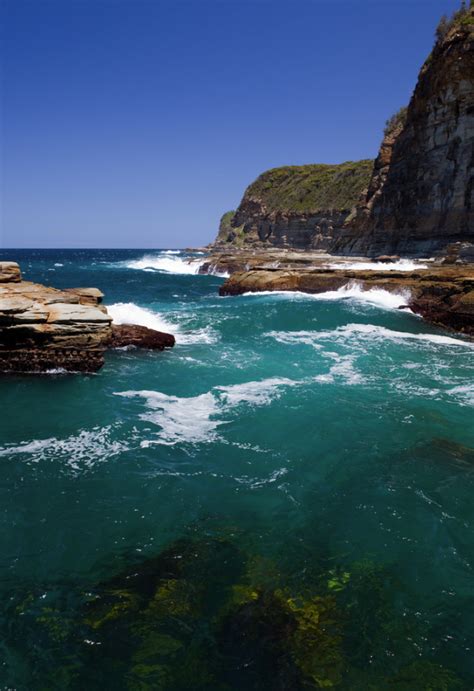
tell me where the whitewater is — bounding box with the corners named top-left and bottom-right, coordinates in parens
top-left (0, 248), bottom-right (473, 688)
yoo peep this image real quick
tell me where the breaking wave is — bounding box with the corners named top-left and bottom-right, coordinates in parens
top-left (107, 302), bottom-right (177, 334)
top-left (242, 282), bottom-right (411, 310)
top-left (267, 323), bottom-right (474, 349)
top-left (126, 254), bottom-right (204, 275)
top-left (107, 302), bottom-right (218, 345)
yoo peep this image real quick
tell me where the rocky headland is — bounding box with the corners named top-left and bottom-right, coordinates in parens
top-left (214, 160), bottom-right (373, 251)
top-left (211, 5), bottom-right (473, 259)
top-left (0, 262), bottom-right (175, 374)
top-left (204, 6), bottom-right (474, 336)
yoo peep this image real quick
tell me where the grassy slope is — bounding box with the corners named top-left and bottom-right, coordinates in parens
top-left (243, 160), bottom-right (373, 214)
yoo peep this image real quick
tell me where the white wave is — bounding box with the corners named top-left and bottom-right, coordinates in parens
top-left (216, 377), bottom-right (297, 407)
top-left (242, 283), bottom-right (411, 310)
top-left (268, 330), bottom-right (324, 350)
top-left (127, 254), bottom-right (204, 275)
top-left (0, 426), bottom-right (127, 471)
top-left (107, 302), bottom-right (177, 334)
top-left (205, 265), bottom-right (230, 278)
top-left (176, 325), bottom-right (218, 345)
top-left (325, 259), bottom-right (429, 271)
top-left (117, 390), bottom-right (223, 445)
top-left (116, 377), bottom-right (299, 446)
top-left (162, 249), bottom-right (181, 255)
top-left (54, 262), bottom-right (64, 267)
top-left (447, 384), bottom-right (474, 406)
top-left (327, 323), bottom-right (474, 347)
top-left (314, 353), bottom-right (363, 385)
top-left (107, 302), bottom-right (218, 345)
top-left (314, 283), bottom-right (411, 309)
top-left (267, 323), bottom-right (473, 349)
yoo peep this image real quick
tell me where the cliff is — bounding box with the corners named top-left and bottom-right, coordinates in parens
top-left (213, 5), bottom-right (473, 258)
top-left (213, 160), bottom-right (373, 250)
top-left (334, 6), bottom-right (474, 256)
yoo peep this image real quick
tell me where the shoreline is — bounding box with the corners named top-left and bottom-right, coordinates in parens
top-left (197, 248), bottom-right (474, 337)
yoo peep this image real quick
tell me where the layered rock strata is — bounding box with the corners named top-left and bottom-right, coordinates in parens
top-left (219, 266), bottom-right (474, 336)
top-left (0, 262), bottom-right (175, 373)
top-left (331, 9), bottom-right (474, 256)
top-left (0, 262), bottom-right (113, 372)
top-left (213, 8), bottom-right (473, 257)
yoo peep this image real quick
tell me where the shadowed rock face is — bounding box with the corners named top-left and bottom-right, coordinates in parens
top-left (335, 10), bottom-right (474, 256)
top-left (110, 324), bottom-right (175, 350)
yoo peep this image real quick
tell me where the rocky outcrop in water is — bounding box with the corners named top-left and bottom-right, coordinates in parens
top-left (0, 262), bottom-right (175, 373)
top-left (110, 323), bottom-right (176, 350)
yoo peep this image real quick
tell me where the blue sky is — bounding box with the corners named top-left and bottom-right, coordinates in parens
top-left (2, 0), bottom-right (462, 248)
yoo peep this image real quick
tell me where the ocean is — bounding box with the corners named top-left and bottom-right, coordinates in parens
top-left (0, 248), bottom-right (473, 689)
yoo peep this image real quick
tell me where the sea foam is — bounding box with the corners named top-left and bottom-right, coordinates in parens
top-left (242, 282), bottom-right (411, 310)
top-left (0, 426), bottom-right (128, 472)
top-left (107, 302), bottom-right (177, 334)
top-left (267, 323), bottom-right (473, 349)
top-left (116, 377), bottom-right (299, 446)
top-left (126, 254), bottom-right (204, 275)
top-left (107, 302), bottom-right (218, 345)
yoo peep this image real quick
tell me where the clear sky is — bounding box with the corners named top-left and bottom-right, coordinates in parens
top-left (1, 0), bottom-right (462, 249)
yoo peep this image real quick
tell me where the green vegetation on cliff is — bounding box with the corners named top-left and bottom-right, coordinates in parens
top-left (216, 209), bottom-right (246, 245)
top-left (435, 0), bottom-right (472, 44)
top-left (384, 106), bottom-right (408, 136)
top-left (243, 160), bottom-right (373, 214)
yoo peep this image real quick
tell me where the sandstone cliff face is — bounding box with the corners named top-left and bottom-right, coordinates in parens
top-left (336, 9), bottom-right (474, 256)
top-left (213, 161), bottom-right (373, 250)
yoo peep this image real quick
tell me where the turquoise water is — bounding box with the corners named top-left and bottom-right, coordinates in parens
top-left (0, 249), bottom-right (473, 689)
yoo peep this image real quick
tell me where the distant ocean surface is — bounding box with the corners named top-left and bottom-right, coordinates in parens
top-left (0, 248), bottom-right (473, 689)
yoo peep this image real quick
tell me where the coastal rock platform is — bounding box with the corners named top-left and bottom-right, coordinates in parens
top-left (219, 265), bottom-right (474, 336)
